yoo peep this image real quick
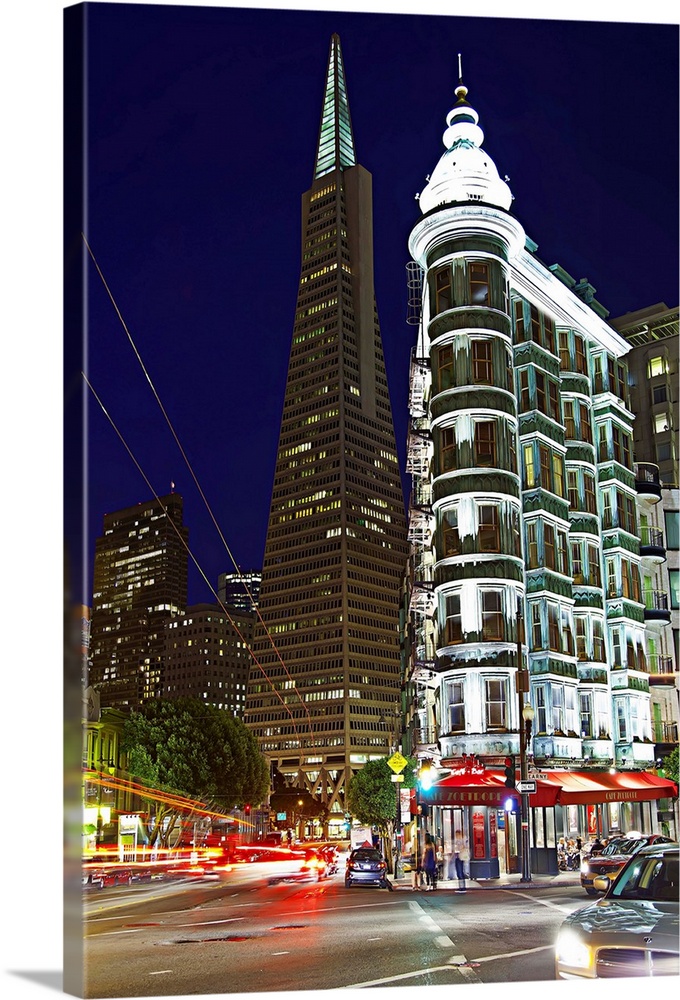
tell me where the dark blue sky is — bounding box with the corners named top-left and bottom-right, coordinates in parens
top-left (77, 2), bottom-right (678, 607)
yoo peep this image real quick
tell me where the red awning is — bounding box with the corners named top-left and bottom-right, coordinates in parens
top-left (534, 769), bottom-right (678, 805)
top-left (421, 769), bottom-right (558, 809)
top-left (423, 768), bottom-right (677, 809)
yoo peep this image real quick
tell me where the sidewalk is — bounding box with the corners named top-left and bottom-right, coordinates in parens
top-left (389, 868), bottom-right (581, 891)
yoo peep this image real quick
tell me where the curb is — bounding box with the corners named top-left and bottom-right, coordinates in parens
top-left (389, 875), bottom-right (581, 891)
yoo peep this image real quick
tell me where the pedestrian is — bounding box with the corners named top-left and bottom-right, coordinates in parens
top-left (453, 828), bottom-right (469, 892)
top-left (422, 833), bottom-right (437, 890)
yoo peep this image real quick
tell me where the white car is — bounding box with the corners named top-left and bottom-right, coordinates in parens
top-left (555, 842), bottom-right (679, 978)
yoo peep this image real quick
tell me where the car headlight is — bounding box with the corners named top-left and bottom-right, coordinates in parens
top-left (555, 928), bottom-right (593, 970)
top-left (580, 861), bottom-right (590, 873)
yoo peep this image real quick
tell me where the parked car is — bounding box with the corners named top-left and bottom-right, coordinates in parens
top-left (555, 842), bottom-right (679, 979)
top-left (345, 847), bottom-right (389, 888)
top-left (580, 834), bottom-right (674, 895)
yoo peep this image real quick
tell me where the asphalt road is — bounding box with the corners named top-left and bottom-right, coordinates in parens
top-left (82, 864), bottom-right (588, 996)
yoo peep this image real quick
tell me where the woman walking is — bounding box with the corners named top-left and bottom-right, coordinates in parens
top-left (422, 833), bottom-right (438, 890)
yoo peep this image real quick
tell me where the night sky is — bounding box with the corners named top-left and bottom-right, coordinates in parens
top-left (76, 2), bottom-right (678, 610)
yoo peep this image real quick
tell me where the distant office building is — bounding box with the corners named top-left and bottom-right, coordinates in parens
top-left (243, 35), bottom-right (409, 835)
top-left (613, 303), bottom-right (679, 761)
top-left (88, 493), bottom-right (189, 709)
top-left (217, 570), bottom-right (261, 611)
top-left (164, 602), bottom-right (255, 717)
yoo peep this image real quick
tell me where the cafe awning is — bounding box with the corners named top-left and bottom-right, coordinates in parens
top-left (534, 769), bottom-right (678, 805)
top-left (422, 768), bottom-right (677, 809)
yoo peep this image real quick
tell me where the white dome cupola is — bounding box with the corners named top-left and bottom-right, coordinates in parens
top-left (418, 58), bottom-right (513, 215)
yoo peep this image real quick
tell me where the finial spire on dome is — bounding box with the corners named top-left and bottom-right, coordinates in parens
top-left (416, 53), bottom-right (514, 214)
top-left (314, 34), bottom-right (357, 179)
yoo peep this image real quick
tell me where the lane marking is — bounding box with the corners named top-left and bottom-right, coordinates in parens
top-left (344, 963), bottom-right (478, 988)
top-left (508, 890), bottom-right (574, 914)
top-left (148, 971), bottom-right (172, 976)
top-left (471, 945), bottom-right (553, 964)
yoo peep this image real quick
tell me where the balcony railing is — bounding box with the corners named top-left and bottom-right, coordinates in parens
top-left (635, 462), bottom-right (662, 501)
top-left (412, 726), bottom-right (439, 748)
top-left (653, 721), bottom-right (679, 744)
top-left (644, 590), bottom-right (670, 612)
top-left (648, 654), bottom-right (675, 677)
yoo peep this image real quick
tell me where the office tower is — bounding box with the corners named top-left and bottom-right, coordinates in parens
top-left (88, 493), bottom-right (189, 709)
top-left (243, 35), bottom-right (408, 834)
top-left (164, 602), bottom-right (255, 717)
top-left (402, 71), bottom-right (668, 862)
top-left (613, 303), bottom-right (679, 762)
top-left (217, 570), bottom-right (262, 611)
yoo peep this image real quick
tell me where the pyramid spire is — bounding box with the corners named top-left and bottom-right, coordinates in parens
top-left (314, 33), bottom-right (357, 179)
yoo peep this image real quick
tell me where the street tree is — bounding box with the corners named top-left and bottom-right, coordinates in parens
top-left (346, 756), bottom-right (416, 872)
top-left (661, 746), bottom-right (679, 785)
top-left (122, 698), bottom-right (270, 846)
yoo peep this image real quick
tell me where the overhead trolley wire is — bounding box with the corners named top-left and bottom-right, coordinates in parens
top-left (82, 235), bottom-right (316, 751)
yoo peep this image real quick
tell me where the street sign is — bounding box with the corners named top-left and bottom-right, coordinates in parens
top-left (387, 751), bottom-right (408, 774)
top-left (390, 773), bottom-right (404, 782)
top-left (516, 779), bottom-right (537, 794)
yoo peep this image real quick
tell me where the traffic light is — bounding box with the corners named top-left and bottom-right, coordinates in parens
top-left (244, 803), bottom-right (251, 815)
top-left (503, 755), bottom-right (516, 789)
top-left (418, 759), bottom-right (435, 791)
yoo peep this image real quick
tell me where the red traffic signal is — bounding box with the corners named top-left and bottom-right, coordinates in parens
top-left (503, 755), bottom-right (516, 789)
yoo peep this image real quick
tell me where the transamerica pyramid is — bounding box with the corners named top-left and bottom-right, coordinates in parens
top-left (243, 35), bottom-right (409, 836)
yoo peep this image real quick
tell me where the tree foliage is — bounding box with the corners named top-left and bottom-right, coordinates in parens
top-left (346, 756), bottom-right (417, 870)
top-left (121, 698), bottom-right (270, 846)
top-left (661, 746), bottom-right (679, 785)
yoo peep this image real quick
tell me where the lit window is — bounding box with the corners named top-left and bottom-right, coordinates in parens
top-left (648, 356), bottom-right (667, 378)
top-left (469, 262), bottom-right (489, 305)
top-left (654, 413), bottom-right (670, 433)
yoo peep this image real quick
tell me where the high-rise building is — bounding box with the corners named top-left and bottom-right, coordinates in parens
top-left (612, 303), bottom-right (679, 762)
top-left (401, 71), bottom-right (676, 866)
top-left (217, 570), bottom-right (262, 611)
top-left (88, 493), bottom-right (189, 709)
top-left (243, 35), bottom-right (408, 833)
top-left (164, 602), bottom-right (255, 717)
top-left (613, 303), bottom-right (678, 488)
